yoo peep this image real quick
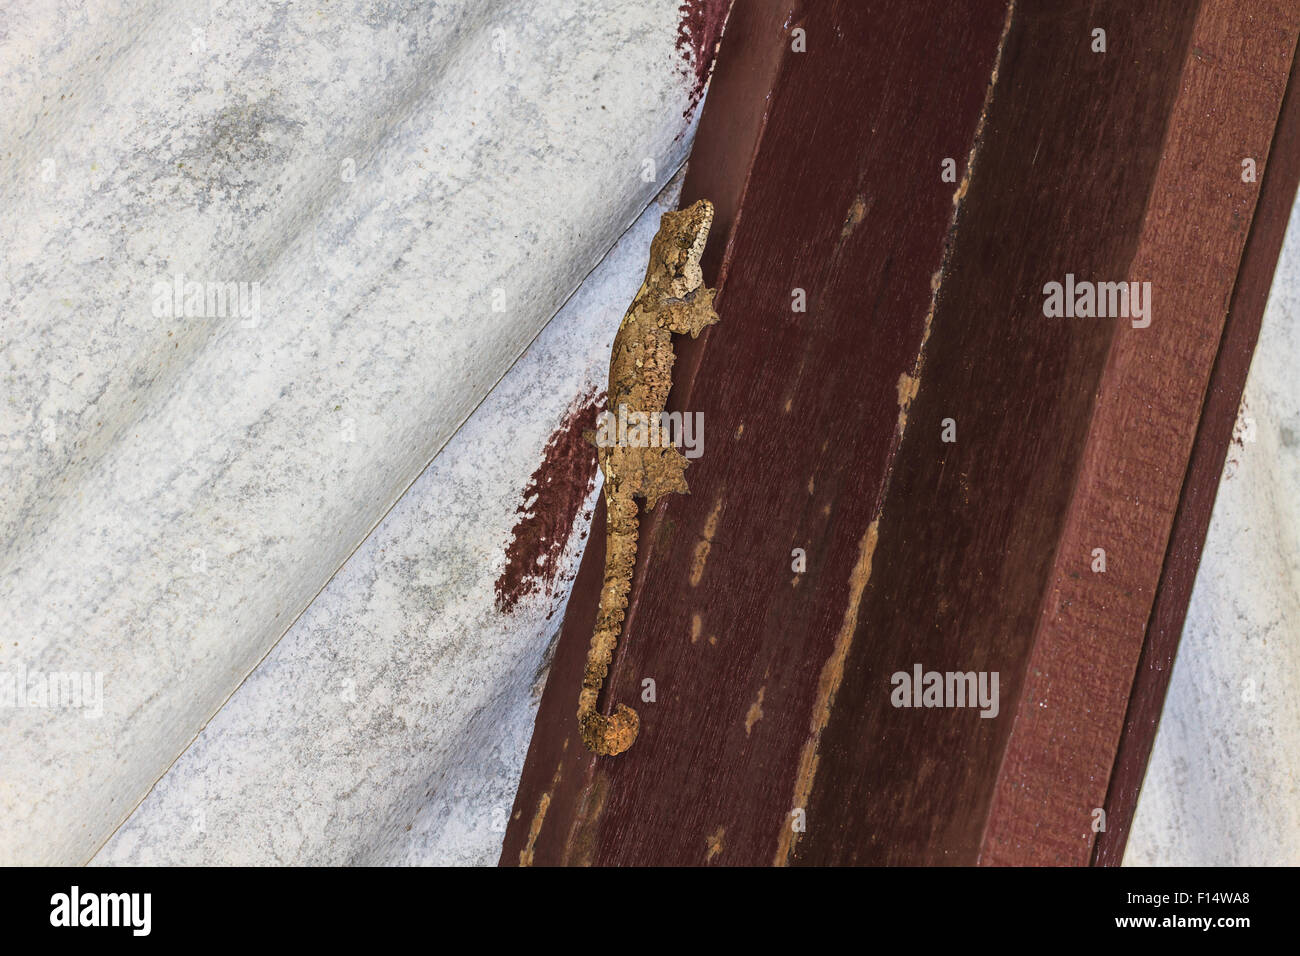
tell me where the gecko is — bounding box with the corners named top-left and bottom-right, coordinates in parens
top-left (577, 198), bottom-right (720, 757)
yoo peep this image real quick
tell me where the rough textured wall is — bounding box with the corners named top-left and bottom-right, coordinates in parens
top-left (0, 0), bottom-right (716, 865)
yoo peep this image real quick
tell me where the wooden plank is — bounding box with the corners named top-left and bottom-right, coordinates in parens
top-left (502, 0), bottom-right (1012, 866)
top-left (502, 0), bottom-right (1300, 866)
top-left (976, 0), bottom-right (1299, 867)
top-left (1091, 34), bottom-right (1300, 867)
top-left (797, 0), bottom-right (1206, 866)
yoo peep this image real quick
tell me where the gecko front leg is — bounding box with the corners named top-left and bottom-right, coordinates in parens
top-left (577, 199), bottom-right (719, 756)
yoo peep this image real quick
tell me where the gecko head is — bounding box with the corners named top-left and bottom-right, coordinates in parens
top-left (648, 199), bottom-right (714, 299)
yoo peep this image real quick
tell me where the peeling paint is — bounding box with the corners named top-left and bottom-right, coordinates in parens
top-left (840, 194), bottom-right (868, 239)
top-left (495, 388), bottom-right (604, 612)
top-left (900, 2), bottom-right (1014, 435)
top-left (517, 759), bottom-right (564, 868)
top-left (676, 1), bottom-right (735, 114)
top-left (519, 791), bottom-right (551, 867)
top-left (773, 0), bottom-right (1017, 867)
top-left (689, 496), bottom-right (724, 587)
top-left (705, 825), bottom-right (725, 862)
top-left (896, 371), bottom-right (920, 412)
top-left (745, 686), bottom-right (766, 735)
top-left (775, 520), bottom-right (878, 865)
top-left (520, 757), bottom-right (567, 867)
top-left (568, 770), bottom-right (610, 867)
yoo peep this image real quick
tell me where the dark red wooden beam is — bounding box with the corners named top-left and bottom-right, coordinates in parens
top-left (502, 0), bottom-right (1300, 866)
top-left (1092, 28), bottom-right (1300, 867)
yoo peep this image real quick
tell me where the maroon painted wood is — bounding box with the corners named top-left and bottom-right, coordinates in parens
top-left (503, 0), bottom-right (1011, 866)
top-left (502, 0), bottom-right (1300, 867)
top-left (1092, 33), bottom-right (1300, 867)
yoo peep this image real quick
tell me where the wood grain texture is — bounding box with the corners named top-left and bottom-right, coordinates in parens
top-left (1091, 28), bottom-right (1300, 868)
top-left (977, 0), bottom-right (1299, 866)
top-left (502, 0), bottom-right (1300, 866)
top-left (799, 0), bottom-right (1204, 866)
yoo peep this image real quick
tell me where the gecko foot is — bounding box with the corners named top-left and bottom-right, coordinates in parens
top-left (639, 444), bottom-right (691, 511)
top-left (660, 287), bottom-right (720, 338)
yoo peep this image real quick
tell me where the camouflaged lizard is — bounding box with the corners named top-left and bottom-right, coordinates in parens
top-left (577, 199), bottom-right (720, 756)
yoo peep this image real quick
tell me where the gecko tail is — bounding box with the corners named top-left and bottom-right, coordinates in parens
top-left (579, 704), bottom-right (640, 757)
top-left (577, 501), bottom-right (641, 756)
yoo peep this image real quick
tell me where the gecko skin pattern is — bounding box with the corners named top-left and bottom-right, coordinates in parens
top-left (577, 199), bottom-right (720, 756)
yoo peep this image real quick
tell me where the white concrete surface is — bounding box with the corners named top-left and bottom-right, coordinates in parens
top-left (92, 176), bottom-right (685, 865)
top-left (0, 0), bottom-right (707, 865)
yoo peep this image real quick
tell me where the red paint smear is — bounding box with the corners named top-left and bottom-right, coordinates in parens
top-left (677, 0), bottom-right (734, 115)
top-left (494, 387), bottom-right (605, 613)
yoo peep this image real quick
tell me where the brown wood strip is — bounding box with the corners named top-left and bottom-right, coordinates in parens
top-left (1091, 28), bottom-right (1300, 868)
top-left (798, 0), bottom-right (1206, 866)
top-left (978, 0), bottom-right (1300, 866)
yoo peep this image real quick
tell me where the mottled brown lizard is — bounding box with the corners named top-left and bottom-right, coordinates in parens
top-left (577, 198), bottom-right (720, 756)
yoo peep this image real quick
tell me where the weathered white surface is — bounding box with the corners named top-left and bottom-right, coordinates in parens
top-left (1126, 198), bottom-right (1300, 866)
top-left (92, 178), bottom-right (683, 866)
top-left (0, 0), bottom-right (703, 865)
